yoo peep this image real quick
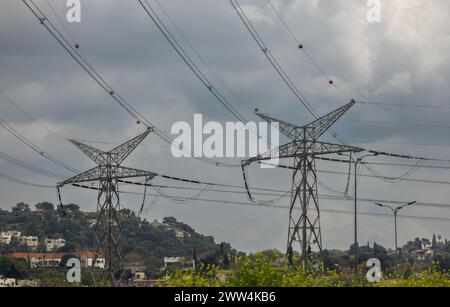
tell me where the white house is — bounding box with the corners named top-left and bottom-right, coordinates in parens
top-left (133, 272), bottom-right (146, 281)
top-left (20, 236), bottom-right (39, 248)
top-left (163, 257), bottom-right (195, 270)
top-left (0, 233), bottom-right (12, 245)
top-left (79, 252), bottom-right (106, 269)
top-left (9, 252), bottom-right (106, 269)
top-left (0, 231), bottom-right (22, 245)
top-left (0, 276), bottom-right (16, 288)
top-left (8, 230), bottom-right (22, 239)
top-left (45, 238), bottom-right (66, 251)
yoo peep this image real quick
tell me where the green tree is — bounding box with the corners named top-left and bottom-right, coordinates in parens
top-left (12, 202), bottom-right (30, 215)
top-left (432, 234), bottom-right (437, 250)
top-left (0, 256), bottom-right (27, 278)
top-left (35, 202), bottom-right (54, 212)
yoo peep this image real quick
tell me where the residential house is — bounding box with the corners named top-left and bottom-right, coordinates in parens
top-left (133, 271), bottom-right (146, 281)
top-left (0, 276), bottom-right (16, 288)
top-left (45, 238), bottom-right (66, 251)
top-left (20, 236), bottom-right (39, 249)
top-left (9, 252), bottom-right (106, 269)
top-left (411, 249), bottom-right (427, 262)
top-left (32, 208), bottom-right (44, 215)
top-left (9, 230), bottom-right (22, 238)
top-left (124, 261), bottom-right (146, 274)
top-left (0, 230), bottom-right (22, 245)
top-left (17, 279), bottom-right (40, 287)
top-left (78, 252), bottom-right (106, 269)
top-left (174, 229), bottom-right (191, 240)
top-left (0, 233), bottom-right (11, 245)
top-left (163, 257), bottom-right (195, 270)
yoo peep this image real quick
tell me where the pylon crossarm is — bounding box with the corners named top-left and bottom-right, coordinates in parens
top-left (70, 140), bottom-right (108, 165)
top-left (58, 166), bottom-right (158, 186)
top-left (256, 112), bottom-right (303, 141)
top-left (308, 141), bottom-right (364, 156)
top-left (302, 100), bottom-right (356, 140)
top-left (108, 129), bottom-right (152, 165)
top-left (243, 141), bottom-right (363, 164)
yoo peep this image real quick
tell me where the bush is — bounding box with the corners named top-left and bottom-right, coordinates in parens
top-left (164, 253), bottom-right (450, 287)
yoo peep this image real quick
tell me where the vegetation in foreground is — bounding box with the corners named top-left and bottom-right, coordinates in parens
top-left (164, 252), bottom-right (450, 287)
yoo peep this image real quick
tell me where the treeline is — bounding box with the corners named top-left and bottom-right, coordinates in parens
top-left (0, 202), bottom-right (235, 262)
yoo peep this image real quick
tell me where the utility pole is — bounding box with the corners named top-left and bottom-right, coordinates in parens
top-left (374, 201), bottom-right (417, 256)
top-left (243, 100), bottom-right (363, 270)
top-left (57, 129), bottom-right (157, 285)
top-left (353, 153), bottom-right (378, 278)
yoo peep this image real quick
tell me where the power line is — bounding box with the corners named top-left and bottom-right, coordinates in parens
top-left (152, 0), bottom-right (255, 115)
top-left (2, 158), bottom-right (450, 213)
top-left (265, 0), bottom-right (353, 100)
top-left (0, 89), bottom-right (66, 139)
top-left (229, 0), bottom-right (450, 185)
top-left (0, 115), bottom-right (78, 173)
top-left (136, 0), bottom-right (249, 123)
top-left (66, 181), bottom-right (450, 223)
top-left (0, 151), bottom-right (65, 180)
top-left (116, 174), bottom-right (450, 212)
top-left (264, 1), bottom-right (450, 112)
top-left (359, 100), bottom-right (450, 110)
top-left (0, 170), bottom-right (55, 188)
top-left (102, 186), bottom-right (450, 223)
top-left (22, 0), bottom-right (168, 142)
top-left (74, 138), bottom-right (450, 178)
top-left (267, 111), bottom-right (450, 132)
top-left (229, 0), bottom-right (319, 119)
top-left (22, 0), bottom-right (240, 169)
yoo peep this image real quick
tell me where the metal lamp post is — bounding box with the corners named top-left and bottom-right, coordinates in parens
top-left (374, 201), bottom-right (417, 256)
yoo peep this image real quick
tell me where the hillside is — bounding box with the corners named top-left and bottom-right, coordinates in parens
top-left (0, 202), bottom-right (234, 263)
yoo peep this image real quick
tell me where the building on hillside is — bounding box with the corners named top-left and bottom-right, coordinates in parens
top-left (32, 208), bottom-right (44, 214)
top-left (87, 219), bottom-right (97, 228)
top-left (20, 236), bottom-right (39, 249)
top-left (2, 230), bottom-right (22, 239)
top-left (0, 276), bottom-right (16, 287)
top-left (9, 252), bottom-right (105, 269)
top-left (0, 233), bottom-right (12, 245)
top-left (78, 252), bottom-right (106, 269)
top-left (45, 238), bottom-right (66, 251)
top-left (174, 229), bottom-right (191, 240)
top-left (0, 231), bottom-right (22, 245)
top-left (133, 271), bottom-right (146, 281)
top-left (436, 236), bottom-right (445, 250)
top-left (411, 249), bottom-right (427, 262)
top-left (124, 261), bottom-right (146, 274)
top-left (150, 220), bottom-right (169, 229)
top-left (17, 279), bottom-right (40, 287)
top-left (163, 257), bottom-right (195, 270)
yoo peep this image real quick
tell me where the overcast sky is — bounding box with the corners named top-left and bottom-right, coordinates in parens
top-left (1, 0), bottom-right (450, 253)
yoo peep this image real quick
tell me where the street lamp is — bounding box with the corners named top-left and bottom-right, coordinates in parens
top-left (374, 201), bottom-right (417, 256)
top-left (353, 153), bottom-right (378, 277)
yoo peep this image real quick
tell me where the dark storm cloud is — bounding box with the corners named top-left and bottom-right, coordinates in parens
top-left (0, 0), bottom-right (449, 252)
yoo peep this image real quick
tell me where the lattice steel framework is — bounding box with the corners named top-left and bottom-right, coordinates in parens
top-left (57, 129), bottom-right (157, 284)
top-left (244, 100), bottom-right (363, 270)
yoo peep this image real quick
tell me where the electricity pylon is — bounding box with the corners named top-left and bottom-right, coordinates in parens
top-left (57, 128), bottom-right (157, 284)
top-left (244, 100), bottom-right (363, 270)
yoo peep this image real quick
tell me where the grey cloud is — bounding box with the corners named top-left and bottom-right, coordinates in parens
top-left (0, 0), bottom-right (449, 252)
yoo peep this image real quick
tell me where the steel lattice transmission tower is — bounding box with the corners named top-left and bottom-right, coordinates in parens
top-left (244, 100), bottom-right (363, 270)
top-left (57, 129), bottom-right (157, 284)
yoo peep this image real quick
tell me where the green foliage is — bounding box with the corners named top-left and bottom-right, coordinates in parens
top-left (164, 253), bottom-right (450, 287)
top-left (0, 256), bottom-right (27, 278)
top-left (1, 203), bottom-right (230, 265)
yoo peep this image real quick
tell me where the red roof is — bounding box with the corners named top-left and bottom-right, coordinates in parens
top-left (9, 252), bottom-right (103, 259)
